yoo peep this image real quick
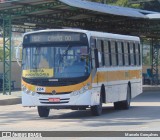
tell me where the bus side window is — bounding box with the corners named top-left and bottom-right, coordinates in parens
top-left (124, 42), bottom-right (129, 66)
top-left (117, 42), bottom-right (123, 66)
top-left (90, 37), bottom-right (96, 68)
top-left (104, 40), bottom-right (110, 66)
top-left (128, 42), bottom-right (131, 66)
top-left (109, 41), bottom-right (112, 66)
top-left (97, 40), bottom-right (102, 67)
top-left (133, 43), bottom-right (137, 65)
top-left (121, 42), bottom-right (125, 66)
top-left (129, 42), bottom-right (135, 66)
top-left (101, 40), bottom-right (105, 66)
top-left (115, 42), bottom-right (118, 66)
top-left (111, 41), bottom-right (117, 66)
top-left (135, 43), bottom-right (141, 66)
top-left (97, 39), bottom-right (105, 66)
top-left (138, 43), bottom-right (141, 65)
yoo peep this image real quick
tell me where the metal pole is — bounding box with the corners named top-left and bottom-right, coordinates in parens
top-left (3, 16), bottom-right (12, 95)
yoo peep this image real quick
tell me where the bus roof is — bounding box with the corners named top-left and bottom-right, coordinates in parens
top-left (24, 29), bottom-right (140, 42)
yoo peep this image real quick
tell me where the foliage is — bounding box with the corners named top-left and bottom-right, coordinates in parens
top-left (108, 0), bottom-right (128, 6)
top-left (0, 48), bottom-right (9, 61)
top-left (90, 0), bottom-right (141, 8)
top-left (0, 48), bottom-right (4, 61)
top-left (143, 52), bottom-right (150, 65)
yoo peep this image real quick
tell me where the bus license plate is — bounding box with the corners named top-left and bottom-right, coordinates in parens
top-left (48, 98), bottom-right (60, 102)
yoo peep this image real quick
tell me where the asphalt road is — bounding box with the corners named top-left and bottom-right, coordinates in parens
top-left (0, 91), bottom-right (160, 139)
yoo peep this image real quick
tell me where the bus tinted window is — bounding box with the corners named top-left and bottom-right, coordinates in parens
top-left (111, 41), bottom-right (117, 66)
top-left (117, 42), bottom-right (123, 66)
top-left (138, 44), bottom-right (141, 65)
top-left (97, 40), bottom-right (102, 66)
top-left (124, 42), bottom-right (129, 66)
top-left (101, 40), bottom-right (105, 66)
top-left (104, 40), bottom-right (111, 66)
top-left (133, 43), bottom-right (137, 65)
top-left (129, 42), bottom-right (135, 66)
top-left (91, 38), bottom-right (96, 68)
top-left (135, 43), bottom-right (141, 66)
top-left (97, 40), bottom-right (105, 66)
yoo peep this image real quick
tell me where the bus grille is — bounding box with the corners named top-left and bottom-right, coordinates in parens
top-left (37, 92), bottom-right (70, 95)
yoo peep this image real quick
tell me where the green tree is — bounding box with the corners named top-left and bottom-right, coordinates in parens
top-left (108, 0), bottom-right (128, 6)
top-left (0, 48), bottom-right (3, 61)
top-left (90, 0), bottom-right (141, 8)
top-left (0, 48), bottom-right (9, 61)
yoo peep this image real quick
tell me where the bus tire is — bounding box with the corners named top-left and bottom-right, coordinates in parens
top-left (114, 85), bottom-right (131, 110)
top-left (114, 101), bottom-right (122, 110)
top-left (37, 106), bottom-right (50, 117)
top-left (91, 94), bottom-right (102, 116)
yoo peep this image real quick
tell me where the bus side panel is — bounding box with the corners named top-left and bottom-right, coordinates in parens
top-left (106, 80), bottom-right (142, 103)
top-left (106, 81), bottom-right (128, 103)
top-left (118, 82), bottom-right (129, 101)
top-left (105, 83), bottom-right (120, 103)
top-left (130, 79), bottom-right (142, 99)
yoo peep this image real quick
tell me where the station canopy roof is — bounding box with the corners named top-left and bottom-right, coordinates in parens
top-left (0, 0), bottom-right (160, 38)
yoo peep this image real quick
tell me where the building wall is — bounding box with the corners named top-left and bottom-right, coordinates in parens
top-left (0, 61), bottom-right (21, 89)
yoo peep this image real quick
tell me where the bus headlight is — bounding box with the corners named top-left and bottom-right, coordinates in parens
top-left (22, 85), bottom-right (35, 96)
top-left (21, 85), bottom-right (26, 91)
top-left (31, 91), bottom-right (35, 96)
top-left (26, 89), bottom-right (31, 94)
top-left (71, 83), bottom-right (90, 96)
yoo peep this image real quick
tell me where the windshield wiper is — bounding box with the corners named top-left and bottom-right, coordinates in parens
top-left (59, 45), bottom-right (72, 63)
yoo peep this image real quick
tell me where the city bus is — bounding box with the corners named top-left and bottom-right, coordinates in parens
top-left (20, 29), bottom-right (142, 117)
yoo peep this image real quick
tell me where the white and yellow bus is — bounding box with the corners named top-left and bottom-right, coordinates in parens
top-left (20, 29), bottom-right (142, 117)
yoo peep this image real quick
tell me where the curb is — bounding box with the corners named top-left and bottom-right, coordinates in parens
top-left (0, 97), bottom-right (21, 106)
top-left (143, 86), bottom-right (160, 92)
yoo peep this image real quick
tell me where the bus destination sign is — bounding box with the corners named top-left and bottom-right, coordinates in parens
top-left (29, 32), bottom-right (82, 43)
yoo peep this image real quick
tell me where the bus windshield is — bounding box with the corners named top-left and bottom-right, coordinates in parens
top-left (22, 45), bottom-right (90, 78)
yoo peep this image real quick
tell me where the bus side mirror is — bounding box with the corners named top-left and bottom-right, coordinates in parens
top-left (94, 49), bottom-right (99, 68)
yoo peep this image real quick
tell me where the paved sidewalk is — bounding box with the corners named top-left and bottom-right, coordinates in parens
top-left (0, 85), bottom-right (160, 106)
top-left (0, 91), bottom-right (21, 106)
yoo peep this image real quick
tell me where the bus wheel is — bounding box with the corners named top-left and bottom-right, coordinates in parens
top-left (37, 106), bottom-right (50, 117)
top-left (114, 86), bottom-right (131, 110)
top-left (114, 101), bottom-right (120, 110)
top-left (91, 94), bottom-right (102, 116)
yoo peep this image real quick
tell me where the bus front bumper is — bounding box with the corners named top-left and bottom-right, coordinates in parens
top-left (22, 90), bottom-right (100, 108)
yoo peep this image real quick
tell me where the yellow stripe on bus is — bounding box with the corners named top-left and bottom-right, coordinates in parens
top-left (93, 69), bottom-right (141, 83)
